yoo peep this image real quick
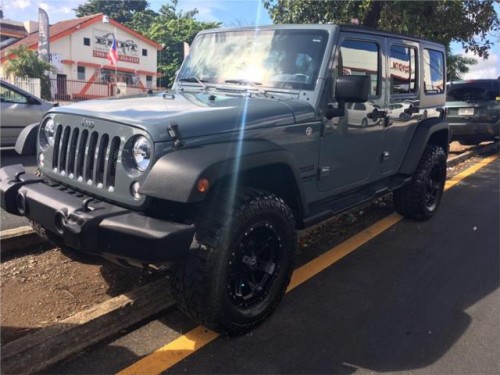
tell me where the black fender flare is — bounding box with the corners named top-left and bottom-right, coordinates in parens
top-left (141, 140), bottom-right (307, 211)
top-left (15, 123), bottom-right (39, 156)
top-left (399, 118), bottom-right (450, 175)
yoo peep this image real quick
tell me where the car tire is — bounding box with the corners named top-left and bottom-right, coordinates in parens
top-left (393, 145), bottom-right (447, 221)
top-left (170, 189), bottom-right (297, 335)
top-left (361, 118), bottom-right (368, 128)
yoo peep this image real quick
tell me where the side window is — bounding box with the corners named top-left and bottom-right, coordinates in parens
top-left (340, 39), bottom-right (379, 97)
top-left (0, 85), bottom-right (28, 104)
top-left (423, 49), bottom-right (445, 94)
top-left (390, 45), bottom-right (417, 94)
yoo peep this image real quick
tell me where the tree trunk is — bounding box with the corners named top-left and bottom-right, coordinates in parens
top-left (362, 1), bottom-right (384, 28)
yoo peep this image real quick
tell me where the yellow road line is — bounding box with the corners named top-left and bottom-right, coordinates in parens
top-left (445, 154), bottom-right (498, 190)
top-left (117, 326), bottom-right (218, 375)
top-left (118, 154), bottom-right (498, 375)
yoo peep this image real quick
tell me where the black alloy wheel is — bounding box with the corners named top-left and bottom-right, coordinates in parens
top-left (228, 221), bottom-right (282, 308)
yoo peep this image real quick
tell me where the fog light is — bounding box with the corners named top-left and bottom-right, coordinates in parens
top-left (131, 181), bottom-right (141, 199)
top-left (54, 211), bottom-right (66, 234)
top-left (38, 152), bottom-right (45, 167)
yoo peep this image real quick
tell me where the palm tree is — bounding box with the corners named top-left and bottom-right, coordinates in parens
top-left (4, 45), bottom-right (56, 99)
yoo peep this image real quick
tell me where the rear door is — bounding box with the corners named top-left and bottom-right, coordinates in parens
top-left (380, 38), bottom-right (420, 174)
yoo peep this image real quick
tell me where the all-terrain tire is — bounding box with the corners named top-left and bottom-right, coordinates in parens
top-left (393, 145), bottom-right (447, 221)
top-left (170, 189), bottom-right (297, 335)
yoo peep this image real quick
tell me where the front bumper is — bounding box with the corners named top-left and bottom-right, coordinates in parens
top-left (0, 164), bottom-right (195, 266)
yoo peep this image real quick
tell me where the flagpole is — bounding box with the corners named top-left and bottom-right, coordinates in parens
top-left (114, 25), bottom-right (117, 88)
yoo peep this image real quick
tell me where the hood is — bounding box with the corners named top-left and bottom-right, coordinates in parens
top-left (49, 91), bottom-right (315, 142)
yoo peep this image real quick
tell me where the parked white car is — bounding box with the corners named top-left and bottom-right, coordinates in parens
top-left (346, 102), bottom-right (381, 127)
top-left (0, 80), bottom-right (54, 147)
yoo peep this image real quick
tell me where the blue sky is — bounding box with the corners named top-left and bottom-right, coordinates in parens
top-left (3, 0), bottom-right (498, 79)
top-left (2, 0), bottom-right (273, 26)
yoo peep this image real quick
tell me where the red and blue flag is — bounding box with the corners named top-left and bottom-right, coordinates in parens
top-left (108, 36), bottom-right (118, 66)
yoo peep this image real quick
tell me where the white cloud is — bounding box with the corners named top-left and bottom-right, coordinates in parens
top-left (460, 49), bottom-right (500, 80)
top-left (5, 0), bottom-right (31, 10)
top-left (176, 0), bottom-right (222, 23)
top-left (38, 2), bottom-right (50, 11)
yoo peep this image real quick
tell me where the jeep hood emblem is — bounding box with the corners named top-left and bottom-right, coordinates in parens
top-left (81, 119), bottom-right (95, 129)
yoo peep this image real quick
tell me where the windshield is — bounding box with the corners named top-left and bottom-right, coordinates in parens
top-left (178, 29), bottom-right (329, 91)
top-left (447, 81), bottom-right (500, 101)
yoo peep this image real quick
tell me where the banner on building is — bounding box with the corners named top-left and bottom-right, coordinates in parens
top-left (38, 8), bottom-right (50, 62)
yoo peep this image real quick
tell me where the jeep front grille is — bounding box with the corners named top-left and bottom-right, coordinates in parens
top-left (52, 124), bottom-right (121, 189)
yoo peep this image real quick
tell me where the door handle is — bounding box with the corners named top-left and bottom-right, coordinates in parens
top-left (367, 108), bottom-right (388, 121)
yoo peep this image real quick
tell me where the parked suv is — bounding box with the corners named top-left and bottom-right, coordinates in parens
top-left (0, 25), bottom-right (449, 334)
top-left (446, 79), bottom-right (500, 145)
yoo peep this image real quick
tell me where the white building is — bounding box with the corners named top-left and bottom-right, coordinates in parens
top-left (1, 13), bottom-right (162, 100)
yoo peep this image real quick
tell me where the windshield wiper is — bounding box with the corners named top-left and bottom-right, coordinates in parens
top-left (224, 79), bottom-right (270, 97)
top-left (179, 76), bottom-right (208, 90)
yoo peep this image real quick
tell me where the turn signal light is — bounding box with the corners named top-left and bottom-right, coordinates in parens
top-left (197, 178), bottom-right (210, 193)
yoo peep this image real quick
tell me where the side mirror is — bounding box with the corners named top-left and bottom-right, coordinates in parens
top-left (325, 75), bottom-right (371, 120)
top-left (26, 96), bottom-right (41, 105)
top-left (335, 75), bottom-right (370, 103)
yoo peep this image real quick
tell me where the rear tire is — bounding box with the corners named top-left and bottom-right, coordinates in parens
top-left (170, 189), bottom-right (297, 335)
top-left (393, 145), bottom-right (446, 221)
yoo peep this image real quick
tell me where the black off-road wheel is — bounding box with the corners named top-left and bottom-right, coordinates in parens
top-left (170, 189), bottom-right (297, 335)
top-left (393, 145), bottom-right (447, 221)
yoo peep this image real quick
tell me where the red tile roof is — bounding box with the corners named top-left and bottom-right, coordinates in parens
top-left (1, 13), bottom-right (162, 62)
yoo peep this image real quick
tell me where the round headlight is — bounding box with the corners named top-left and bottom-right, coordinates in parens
top-left (40, 118), bottom-right (56, 149)
top-left (132, 136), bottom-right (152, 172)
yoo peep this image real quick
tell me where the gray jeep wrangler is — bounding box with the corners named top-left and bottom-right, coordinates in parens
top-left (0, 25), bottom-right (449, 334)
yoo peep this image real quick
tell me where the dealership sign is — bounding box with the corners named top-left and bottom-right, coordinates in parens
top-left (93, 30), bottom-right (140, 64)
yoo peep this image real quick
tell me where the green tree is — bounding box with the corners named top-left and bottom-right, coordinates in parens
top-left (4, 45), bottom-right (56, 99)
top-left (447, 48), bottom-right (478, 81)
top-left (74, 0), bottom-right (149, 26)
top-left (264, 0), bottom-right (499, 72)
top-left (146, 1), bottom-right (220, 87)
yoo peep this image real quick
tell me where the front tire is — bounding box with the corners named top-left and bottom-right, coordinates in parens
top-left (170, 189), bottom-right (297, 335)
top-left (393, 145), bottom-right (447, 221)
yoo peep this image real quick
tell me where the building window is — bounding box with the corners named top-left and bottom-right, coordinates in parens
top-left (146, 75), bottom-right (153, 88)
top-left (142, 49), bottom-right (148, 56)
top-left (77, 66), bottom-right (85, 80)
top-left (83, 37), bottom-right (90, 46)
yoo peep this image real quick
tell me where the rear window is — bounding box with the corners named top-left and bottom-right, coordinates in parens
top-left (447, 81), bottom-right (500, 101)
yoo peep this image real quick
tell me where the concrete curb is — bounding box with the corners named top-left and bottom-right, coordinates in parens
top-left (1, 278), bottom-right (175, 374)
top-left (447, 142), bottom-right (498, 168)
top-left (0, 226), bottom-right (45, 255)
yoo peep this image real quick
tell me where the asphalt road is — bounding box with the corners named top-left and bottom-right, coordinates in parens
top-left (0, 149), bottom-right (38, 230)
top-left (46, 157), bottom-right (499, 374)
